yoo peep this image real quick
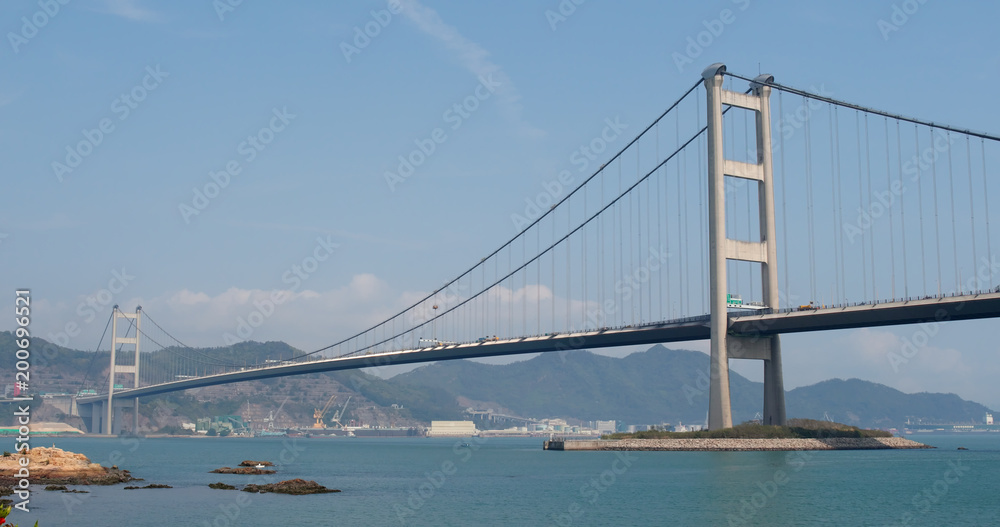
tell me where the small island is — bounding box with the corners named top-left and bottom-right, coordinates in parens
top-left (544, 419), bottom-right (933, 451)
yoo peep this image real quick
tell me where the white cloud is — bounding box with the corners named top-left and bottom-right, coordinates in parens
top-left (396, 0), bottom-right (544, 139)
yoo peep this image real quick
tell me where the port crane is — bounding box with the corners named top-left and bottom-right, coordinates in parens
top-left (329, 395), bottom-right (352, 429)
top-left (262, 396), bottom-right (290, 431)
top-left (313, 395), bottom-right (338, 429)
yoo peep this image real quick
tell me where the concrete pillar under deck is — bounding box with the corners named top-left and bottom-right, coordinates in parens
top-left (112, 406), bottom-right (124, 436)
top-left (90, 401), bottom-right (103, 435)
top-left (763, 336), bottom-right (786, 425)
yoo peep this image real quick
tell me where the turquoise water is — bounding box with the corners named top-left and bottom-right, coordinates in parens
top-left (11, 434), bottom-right (1000, 526)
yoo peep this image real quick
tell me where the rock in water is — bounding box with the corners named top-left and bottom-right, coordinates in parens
top-left (241, 479), bottom-right (340, 495)
top-left (210, 466), bottom-right (276, 475)
top-left (238, 460), bottom-right (274, 467)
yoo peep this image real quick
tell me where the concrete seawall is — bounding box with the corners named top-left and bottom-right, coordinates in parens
top-left (543, 437), bottom-right (932, 451)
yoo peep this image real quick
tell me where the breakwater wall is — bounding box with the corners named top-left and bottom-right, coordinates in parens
top-left (543, 437), bottom-right (932, 451)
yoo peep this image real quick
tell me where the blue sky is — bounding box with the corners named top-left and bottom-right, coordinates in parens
top-left (2, 0), bottom-right (998, 412)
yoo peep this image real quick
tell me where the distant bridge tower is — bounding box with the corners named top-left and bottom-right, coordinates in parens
top-left (104, 305), bottom-right (142, 435)
top-left (703, 63), bottom-right (786, 429)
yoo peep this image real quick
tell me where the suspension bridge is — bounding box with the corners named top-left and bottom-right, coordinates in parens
top-left (76, 63), bottom-right (1000, 435)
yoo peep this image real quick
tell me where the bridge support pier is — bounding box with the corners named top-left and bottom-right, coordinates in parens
top-left (703, 63), bottom-right (786, 429)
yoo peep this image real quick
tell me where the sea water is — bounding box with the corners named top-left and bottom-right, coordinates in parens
top-left (10, 434), bottom-right (999, 526)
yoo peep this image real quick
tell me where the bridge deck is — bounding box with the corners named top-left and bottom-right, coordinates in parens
top-left (77, 292), bottom-right (1000, 403)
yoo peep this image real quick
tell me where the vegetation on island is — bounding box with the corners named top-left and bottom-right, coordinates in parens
top-left (602, 419), bottom-right (893, 440)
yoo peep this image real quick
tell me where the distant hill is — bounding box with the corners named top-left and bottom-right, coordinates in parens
top-left (786, 378), bottom-right (993, 428)
top-left (393, 344), bottom-right (994, 428)
top-left (0, 332), bottom-right (464, 431)
top-left (2, 333), bottom-right (991, 431)
top-left (393, 345), bottom-right (763, 425)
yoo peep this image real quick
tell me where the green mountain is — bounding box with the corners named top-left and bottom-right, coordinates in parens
top-left (393, 345), bottom-right (763, 425)
top-left (393, 344), bottom-right (994, 428)
top-left (786, 378), bottom-right (992, 428)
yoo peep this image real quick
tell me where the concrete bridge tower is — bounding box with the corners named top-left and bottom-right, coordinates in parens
top-left (703, 63), bottom-right (786, 429)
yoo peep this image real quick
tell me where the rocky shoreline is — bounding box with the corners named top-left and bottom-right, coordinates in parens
top-left (0, 447), bottom-right (139, 485)
top-left (544, 437), bottom-right (933, 451)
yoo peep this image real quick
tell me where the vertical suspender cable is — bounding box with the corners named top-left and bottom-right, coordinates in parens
top-left (567, 194), bottom-right (572, 330)
top-left (864, 115), bottom-right (876, 300)
top-left (884, 118), bottom-right (896, 299)
top-left (522, 236), bottom-right (526, 335)
top-left (830, 105), bottom-right (841, 303)
top-left (631, 145), bottom-right (637, 324)
top-left (835, 108), bottom-right (846, 303)
top-left (779, 92), bottom-right (790, 302)
top-left (930, 127), bottom-right (942, 295)
top-left (645, 144), bottom-right (652, 320)
top-left (657, 123), bottom-right (664, 320)
top-left (983, 139), bottom-right (994, 287)
top-left (698, 92), bottom-right (706, 313)
top-left (599, 164), bottom-right (605, 325)
top-left (947, 132), bottom-right (960, 292)
top-left (656, 124), bottom-right (664, 320)
top-left (682, 127), bottom-right (690, 315)
top-left (677, 118), bottom-right (684, 316)
top-left (898, 121), bottom-right (909, 298)
top-left (856, 112), bottom-right (868, 301)
top-left (551, 212), bottom-right (556, 329)
top-left (916, 125), bottom-right (927, 295)
top-left (966, 136), bottom-right (977, 291)
top-left (804, 96), bottom-right (816, 303)
top-left (509, 242), bottom-right (513, 336)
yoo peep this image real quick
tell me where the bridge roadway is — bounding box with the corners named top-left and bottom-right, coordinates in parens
top-left (78, 291), bottom-right (1000, 403)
